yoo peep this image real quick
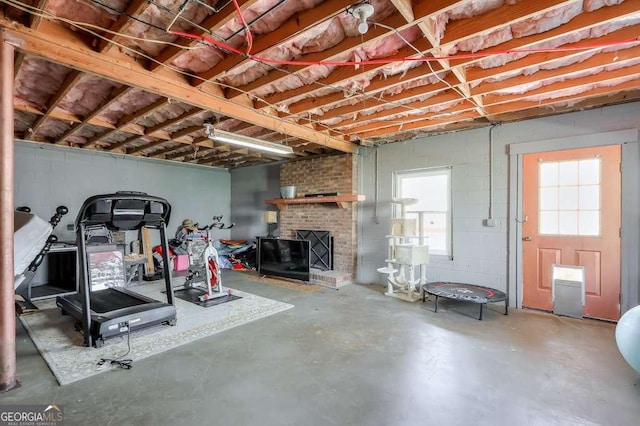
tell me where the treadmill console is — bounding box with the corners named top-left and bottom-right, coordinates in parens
top-left (76, 191), bottom-right (171, 231)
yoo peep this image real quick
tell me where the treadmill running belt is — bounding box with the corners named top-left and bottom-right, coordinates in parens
top-left (90, 289), bottom-right (149, 313)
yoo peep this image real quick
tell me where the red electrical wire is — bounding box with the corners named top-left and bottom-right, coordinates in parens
top-left (170, 29), bottom-right (640, 68)
top-left (169, 0), bottom-right (640, 68)
top-left (232, 0), bottom-right (253, 55)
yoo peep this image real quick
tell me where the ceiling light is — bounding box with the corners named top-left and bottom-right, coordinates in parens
top-left (350, 4), bottom-right (375, 35)
top-left (204, 125), bottom-right (294, 156)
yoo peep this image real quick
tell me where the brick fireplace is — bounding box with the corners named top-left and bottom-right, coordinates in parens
top-left (279, 154), bottom-right (358, 278)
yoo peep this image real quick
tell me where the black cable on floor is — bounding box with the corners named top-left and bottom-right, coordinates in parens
top-left (98, 322), bottom-right (133, 370)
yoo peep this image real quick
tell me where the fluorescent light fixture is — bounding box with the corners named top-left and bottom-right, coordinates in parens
top-left (205, 125), bottom-right (294, 156)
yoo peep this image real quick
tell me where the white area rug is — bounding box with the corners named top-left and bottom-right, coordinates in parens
top-left (19, 281), bottom-right (293, 386)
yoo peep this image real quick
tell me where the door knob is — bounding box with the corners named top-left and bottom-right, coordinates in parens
top-left (522, 236), bottom-right (532, 241)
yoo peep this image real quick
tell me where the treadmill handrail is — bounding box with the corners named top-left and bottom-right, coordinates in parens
top-left (75, 191), bottom-right (171, 231)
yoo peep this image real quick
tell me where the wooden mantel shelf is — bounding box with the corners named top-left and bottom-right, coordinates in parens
top-left (265, 194), bottom-right (365, 209)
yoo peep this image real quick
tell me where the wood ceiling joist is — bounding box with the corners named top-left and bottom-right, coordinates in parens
top-left (400, 0), bottom-right (484, 118)
top-left (390, 0), bottom-right (414, 22)
top-left (127, 140), bottom-right (164, 155)
top-left (98, 0), bottom-right (150, 53)
top-left (347, 108), bottom-right (479, 137)
top-left (449, 1), bottom-right (640, 71)
top-left (151, 142), bottom-right (190, 158)
top-left (29, 70), bottom-right (82, 137)
top-left (228, 12), bottom-right (412, 98)
top-left (165, 148), bottom-right (195, 160)
top-left (168, 125), bottom-right (203, 140)
top-left (484, 74), bottom-right (640, 116)
top-left (273, 40), bottom-right (438, 115)
top-left (278, 0), bottom-right (638, 123)
top-left (145, 108), bottom-right (204, 135)
top-left (304, 80), bottom-right (455, 123)
top-left (56, 85), bottom-right (130, 145)
top-left (151, 0), bottom-right (258, 71)
top-left (185, 147), bottom-right (216, 162)
top-left (13, 103), bottom-right (110, 130)
top-left (1, 19), bottom-right (356, 153)
top-left (209, 152), bottom-right (249, 167)
top-left (243, 0), bottom-right (571, 103)
top-left (106, 135), bottom-right (143, 152)
top-left (355, 112), bottom-right (483, 139)
top-left (482, 65), bottom-right (640, 107)
top-left (259, 39), bottom-right (436, 109)
top-left (332, 93), bottom-right (470, 130)
top-left (468, 25), bottom-right (640, 88)
top-left (378, 118), bottom-right (491, 142)
top-left (486, 89), bottom-right (640, 123)
top-left (194, 0), bottom-right (354, 83)
top-left (97, 99), bottom-right (170, 151)
top-left (13, 51), bottom-right (24, 77)
top-left (473, 46), bottom-right (640, 98)
top-left (188, 146), bottom-right (228, 163)
top-left (29, 0), bottom-right (49, 30)
top-left (443, 0), bottom-right (576, 46)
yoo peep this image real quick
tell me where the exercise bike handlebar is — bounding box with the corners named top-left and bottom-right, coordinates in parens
top-left (196, 216), bottom-right (234, 231)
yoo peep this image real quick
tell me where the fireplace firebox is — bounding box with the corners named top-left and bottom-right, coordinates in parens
top-left (296, 230), bottom-right (333, 271)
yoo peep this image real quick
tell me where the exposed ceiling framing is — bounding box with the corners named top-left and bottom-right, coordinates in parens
top-left (2, 0), bottom-right (639, 168)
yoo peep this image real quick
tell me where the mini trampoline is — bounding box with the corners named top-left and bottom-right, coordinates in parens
top-left (422, 282), bottom-right (508, 320)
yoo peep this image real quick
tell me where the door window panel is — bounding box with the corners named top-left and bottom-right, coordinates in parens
top-left (538, 157), bottom-right (601, 236)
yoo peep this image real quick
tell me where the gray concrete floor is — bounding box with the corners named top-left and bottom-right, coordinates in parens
top-left (3, 271), bottom-right (640, 426)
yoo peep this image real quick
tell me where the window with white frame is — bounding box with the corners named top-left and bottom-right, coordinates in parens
top-left (393, 166), bottom-right (452, 257)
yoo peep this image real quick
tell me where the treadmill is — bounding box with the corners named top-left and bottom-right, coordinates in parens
top-left (56, 192), bottom-right (176, 348)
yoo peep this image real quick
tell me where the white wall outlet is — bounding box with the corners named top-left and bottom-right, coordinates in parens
top-left (484, 218), bottom-right (497, 227)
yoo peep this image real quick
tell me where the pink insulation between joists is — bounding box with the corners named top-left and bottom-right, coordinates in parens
top-left (57, 75), bottom-right (121, 117)
top-left (303, 72), bottom-right (448, 119)
top-left (35, 119), bottom-right (72, 140)
top-left (496, 55), bottom-right (640, 96)
top-left (478, 11), bottom-right (640, 70)
top-left (479, 50), bottom-right (601, 86)
top-left (162, 112), bottom-right (214, 134)
top-left (13, 110), bottom-right (35, 133)
top-left (47, 0), bottom-right (120, 29)
top-left (523, 74), bottom-right (640, 102)
top-left (441, 2), bottom-right (583, 56)
top-left (218, 0), bottom-right (398, 89)
top-left (173, 0), bottom-right (326, 73)
top-left (48, 1), bottom-right (218, 57)
top-left (134, 103), bottom-right (193, 128)
top-left (14, 56), bottom-right (70, 111)
top-left (431, 0), bottom-right (513, 44)
top-left (95, 90), bottom-right (164, 125)
top-left (584, 0), bottom-right (624, 12)
top-left (330, 99), bottom-right (464, 131)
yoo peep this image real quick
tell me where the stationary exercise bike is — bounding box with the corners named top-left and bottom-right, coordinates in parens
top-left (178, 216), bottom-right (234, 302)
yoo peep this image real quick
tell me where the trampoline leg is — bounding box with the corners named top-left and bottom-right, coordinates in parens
top-left (422, 288), bottom-right (425, 303)
top-left (479, 303), bottom-right (483, 321)
top-left (434, 295), bottom-right (438, 313)
top-left (504, 301), bottom-right (509, 316)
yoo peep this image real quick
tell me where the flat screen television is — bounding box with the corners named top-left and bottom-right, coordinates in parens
top-left (258, 238), bottom-right (310, 282)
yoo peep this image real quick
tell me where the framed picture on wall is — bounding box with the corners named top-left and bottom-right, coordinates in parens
top-left (86, 245), bottom-right (125, 291)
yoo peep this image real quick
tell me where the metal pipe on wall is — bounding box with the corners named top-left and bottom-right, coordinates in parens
top-left (0, 33), bottom-right (18, 392)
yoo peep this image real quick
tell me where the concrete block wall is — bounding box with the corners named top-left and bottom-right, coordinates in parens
top-left (14, 141), bottom-right (231, 244)
top-left (357, 102), bottom-right (640, 297)
top-left (280, 155), bottom-right (358, 274)
top-left (358, 128), bottom-right (508, 290)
